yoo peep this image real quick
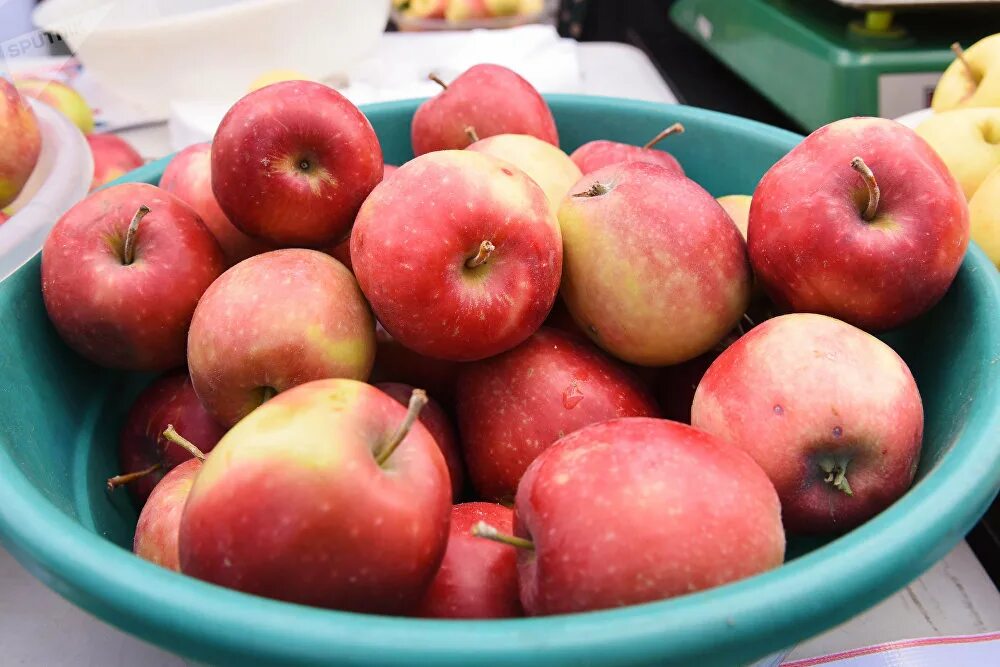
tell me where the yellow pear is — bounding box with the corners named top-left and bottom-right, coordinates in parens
top-left (932, 34), bottom-right (1000, 111)
top-left (968, 165), bottom-right (1000, 268)
top-left (915, 108), bottom-right (1000, 199)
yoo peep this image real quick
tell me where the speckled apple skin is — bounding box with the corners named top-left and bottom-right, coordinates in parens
top-left (134, 458), bottom-right (201, 572)
top-left (187, 249), bottom-right (375, 427)
top-left (87, 134), bottom-right (144, 191)
top-left (0, 79), bottom-right (41, 208)
top-left (456, 327), bottom-right (659, 500)
top-left (515, 418), bottom-right (784, 616)
top-left (748, 117), bottom-right (969, 331)
top-left (691, 313), bottom-right (923, 534)
top-left (179, 379), bottom-right (451, 614)
top-left (377, 382), bottom-right (464, 500)
top-left (411, 64), bottom-right (558, 155)
top-left (415, 502), bottom-right (522, 619)
top-left (558, 161), bottom-right (751, 366)
top-left (569, 140), bottom-right (683, 177)
top-left (351, 150), bottom-right (562, 361)
top-left (119, 371), bottom-right (226, 506)
top-left (211, 81), bottom-right (383, 247)
top-left (161, 142), bottom-right (272, 266)
top-left (41, 183), bottom-right (225, 371)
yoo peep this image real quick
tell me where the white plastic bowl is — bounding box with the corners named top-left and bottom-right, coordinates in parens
top-left (0, 99), bottom-right (92, 280)
top-left (33, 0), bottom-right (391, 116)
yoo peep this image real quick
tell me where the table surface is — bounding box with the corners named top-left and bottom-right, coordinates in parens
top-left (2, 39), bottom-right (997, 666)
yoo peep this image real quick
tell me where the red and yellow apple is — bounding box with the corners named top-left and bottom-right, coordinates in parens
top-left (15, 77), bottom-right (94, 133)
top-left (569, 124), bottom-right (684, 176)
top-left (0, 79), bottom-right (42, 208)
top-left (133, 457), bottom-right (201, 572)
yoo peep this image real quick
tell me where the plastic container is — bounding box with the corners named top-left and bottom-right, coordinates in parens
top-left (2, 96), bottom-right (1000, 667)
top-left (32, 0), bottom-right (391, 116)
top-left (0, 98), bottom-right (92, 280)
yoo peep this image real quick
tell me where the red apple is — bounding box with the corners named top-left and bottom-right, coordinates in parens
top-left (411, 64), bottom-right (558, 155)
top-left (415, 502), bottom-right (521, 619)
top-left (351, 150), bottom-right (562, 361)
top-left (41, 183), bottom-right (225, 370)
top-left (320, 163), bottom-right (399, 272)
top-left (160, 142), bottom-right (272, 266)
top-left (211, 81), bottom-right (382, 247)
top-left (180, 380), bottom-right (451, 613)
top-left (748, 117), bottom-right (968, 331)
top-left (188, 249), bottom-right (375, 427)
top-left (656, 351), bottom-right (719, 424)
top-left (0, 210), bottom-right (9, 224)
top-left (559, 161), bottom-right (751, 366)
top-left (377, 382), bottom-right (464, 500)
top-left (569, 123), bottom-right (684, 176)
top-left (457, 327), bottom-right (659, 500)
top-left (87, 133), bottom-right (144, 191)
top-left (113, 371), bottom-right (226, 506)
top-left (475, 418), bottom-right (784, 615)
top-left (691, 313), bottom-right (923, 534)
top-left (369, 322), bottom-right (462, 404)
top-left (0, 78), bottom-right (42, 208)
top-left (133, 456), bottom-right (201, 572)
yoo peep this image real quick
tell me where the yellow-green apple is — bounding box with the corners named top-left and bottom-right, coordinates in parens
top-left (179, 380), bottom-right (451, 613)
top-left (559, 161), bottom-right (750, 366)
top-left (456, 327), bottom-right (659, 500)
top-left (916, 108), bottom-right (1000, 199)
top-left (41, 183), bottom-right (224, 370)
top-left (474, 418), bottom-right (785, 615)
top-left (467, 133), bottom-right (582, 215)
top-left (211, 81), bottom-right (383, 247)
top-left (112, 371), bottom-right (225, 506)
top-left (412, 65), bottom-right (558, 155)
top-left (0, 78), bottom-right (41, 208)
top-left (569, 123), bottom-right (684, 176)
top-left (932, 35), bottom-right (1000, 112)
top-left (369, 322), bottom-right (462, 404)
top-left (692, 313), bottom-right (923, 534)
top-left (415, 502), bottom-right (521, 618)
top-left (14, 77), bottom-right (94, 133)
top-left (134, 457), bottom-right (201, 572)
top-left (968, 164), bottom-right (1000, 267)
top-left (408, 0), bottom-right (447, 17)
top-left (377, 382), bottom-right (463, 500)
top-left (518, 0), bottom-right (543, 15)
top-left (188, 249), bottom-right (375, 427)
top-left (352, 150), bottom-right (562, 361)
top-left (87, 133), bottom-right (144, 191)
top-left (160, 142), bottom-right (272, 266)
top-left (717, 194), bottom-right (751, 240)
top-left (751, 117), bottom-right (969, 331)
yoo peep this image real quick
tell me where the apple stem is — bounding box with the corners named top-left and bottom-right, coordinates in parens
top-left (428, 73), bottom-right (449, 90)
top-left (465, 240), bottom-right (495, 269)
top-left (471, 521), bottom-right (535, 550)
top-left (819, 457), bottom-right (854, 496)
top-left (572, 182), bottom-right (610, 198)
top-left (162, 424), bottom-right (206, 461)
top-left (375, 389), bottom-right (428, 466)
top-left (950, 42), bottom-right (977, 81)
top-left (850, 157), bottom-right (880, 222)
top-left (106, 463), bottom-right (161, 491)
top-left (464, 126), bottom-right (480, 144)
top-left (643, 122), bottom-right (685, 150)
top-left (122, 205), bottom-right (150, 265)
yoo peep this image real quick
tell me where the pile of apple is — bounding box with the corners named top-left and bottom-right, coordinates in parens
top-left (393, 0), bottom-right (544, 24)
top-left (39, 63), bottom-right (968, 619)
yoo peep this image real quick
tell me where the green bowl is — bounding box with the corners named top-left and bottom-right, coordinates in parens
top-left (1, 96), bottom-right (999, 667)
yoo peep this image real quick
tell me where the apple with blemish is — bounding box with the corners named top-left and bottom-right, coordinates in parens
top-left (351, 150), bottom-right (562, 361)
top-left (467, 133), bottom-right (582, 215)
top-left (456, 327), bottom-right (659, 500)
top-left (750, 117), bottom-right (969, 331)
top-left (378, 382), bottom-right (464, 500)
top-left (474, 418), bottom-right (785, 615)
top-left (160, 142), bottom-right (272, 266)
top-left (87, 134), bottom-right (144, 191)
top-left (415, 502), bottom-right (521, 618)
top-left (692, 313), bottom-right (923, 534)
top-left (569, 123), bottom-right (684, 176)
top-left (112, 371), bottom-right (225, 506)
top-left (187, 249), bottom-right (375, 427)
top-left (558, 161), bottom-right (750, 366)
top-left (0, 78), bottom-right (42, 208)
top-left (411, 64), bottom-right (558, 155)
top-left (15, 77), bottom-right (94, 133)
top-left (42, 183), bottom-right (225, 370)
top-left (211, 80), bottom-right (383, 247)
top-left (180, 380), bottom-right (451, 613)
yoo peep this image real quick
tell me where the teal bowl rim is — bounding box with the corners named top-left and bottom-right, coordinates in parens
top-left (2, 95), bottom-right (1000, 666)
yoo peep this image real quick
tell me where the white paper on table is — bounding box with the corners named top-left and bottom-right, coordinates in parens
top-left (781, 632), bottom-right (1000, 666)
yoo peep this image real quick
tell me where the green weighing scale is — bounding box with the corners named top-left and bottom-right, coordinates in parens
top-left (670, 0), bottom-right (1000, 130)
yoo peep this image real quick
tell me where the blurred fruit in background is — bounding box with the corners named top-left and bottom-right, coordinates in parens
top-left (0, 78), bottom-right (42, 209)
top-left (932, 35), bottom-right (1000, 112)
top-left (14, 78), bottom-right (95, 134)
top-left (247, 69), bottom-right (312, 92)
top-left (394, 0), bottom-right (554, 30)
top-left (86, 134), bottom-right (144, 191)
top-left (969, 165), bottom-right (1000, 268)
